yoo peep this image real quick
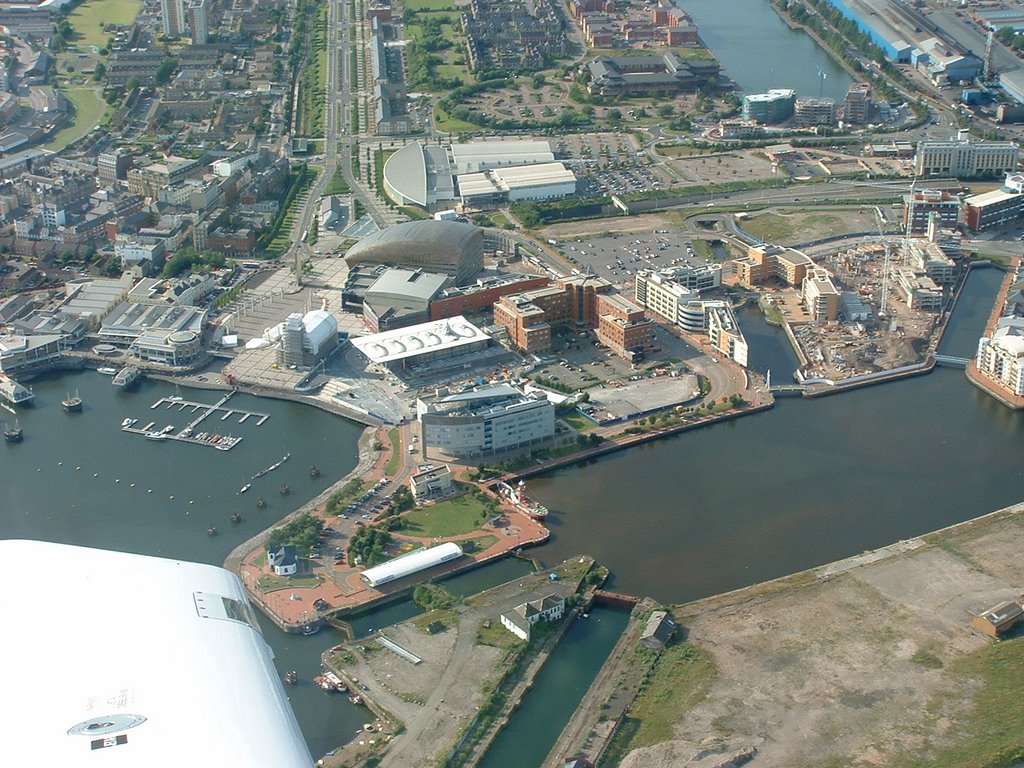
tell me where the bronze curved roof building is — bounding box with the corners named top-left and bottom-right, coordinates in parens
top-left (344, 220), bottom-right (484, 285)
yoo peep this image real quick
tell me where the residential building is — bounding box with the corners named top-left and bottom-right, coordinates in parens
top-left (161, 0), bottom-right (187, 37)
top-left (97, 150), bottom-right (133, 186)
top-left (794, 97), bottom-right (837, 127)
top-left (188, 0), bottom-right (208, 44)
top-left (500, 594), bottom-right (566, 641)
top-left (893, 267), bottom-right (943, 310)
top-left (494, 274), bottom-right (652, 361)
top-left (802, 268), bottom-right (841, 322)
top-left (842, 82), bottom-right (874, 125)
top-left (977, 319), bottom-right (1024, 397)
top-left (733, 243), bottom-right (812, 287)
top-left (416, 385), bottom-right (555, 458)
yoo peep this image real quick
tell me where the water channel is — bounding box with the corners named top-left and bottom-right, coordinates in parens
top-left (678, 0), bottom-right (853, 100)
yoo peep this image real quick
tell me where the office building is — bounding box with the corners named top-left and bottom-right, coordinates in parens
top-left (965, 173), bottom-right (1024, 232)
top-left (416, 384), bottom-right (555, 458)
top-left (913, 135), bottom-right (1019, 178)
top-left (903, 189), bottom-right (960, 233)
top-left (802, 268), bottom-right (840, 322)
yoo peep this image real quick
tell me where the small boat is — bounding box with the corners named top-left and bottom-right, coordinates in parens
top-left (161, 425), bottom-right (174, 434)
top-left (145, 431), bottom-right (168, 441)
top-left (284, 670), bottom-right (298, 685)
top-left (97, 367), bottom-right (118, 376)
top-left (207, 526), bottom-right (218, 536)
top-left (348, 694), bottom-right (362, 705)
top-left (239, 484), bottom-right (251, 494)
top-left (252, 452), bottom-right (290, 480)
top-left (62, 390), bottom-right (83, 412)
top-left (280, 483), bottom-right (290, 496)
top-left (230, 513), bottom-right (242, 524)
top-left (310, 465), bottom-right (321, 478)
top-left (121, 417), bottom-right (134, 428)
top-left (3, 419), bottom-right (22, 443)
top-left (302, 623), bottom-right (320, 636)
top-left (256, 496), bottom-right (267, 509)
top-left (314, 675), bottom-right (335, 692)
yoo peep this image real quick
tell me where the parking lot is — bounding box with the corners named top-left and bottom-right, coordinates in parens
top-left (554, 231), bottom-right (718, 288)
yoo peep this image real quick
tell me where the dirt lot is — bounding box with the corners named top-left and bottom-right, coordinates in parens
top-left (616, 504), bottom-right (1024, 768)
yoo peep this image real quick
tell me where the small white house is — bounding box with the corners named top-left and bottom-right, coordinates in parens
top-left (500, 594), bottom-right (566, 641)
top-left (268, 545), bottom-right (298, 576)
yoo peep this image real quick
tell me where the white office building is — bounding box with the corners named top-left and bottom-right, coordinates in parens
top-left (417, 384), bottom-right (555, 458)
top-left (914, 135), bottom-right (1019, 177)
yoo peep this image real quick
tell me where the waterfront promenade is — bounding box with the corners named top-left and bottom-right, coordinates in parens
top-left (227, 419), bottom-right (549, 631)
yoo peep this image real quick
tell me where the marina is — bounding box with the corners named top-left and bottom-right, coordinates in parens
top-left (118, 391), bottom-right (268, 450)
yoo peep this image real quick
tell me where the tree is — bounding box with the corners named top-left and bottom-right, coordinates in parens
top-left (607, 108), bottom-right (622, 122)
top-left (92, 62), bottom-right (106, 81)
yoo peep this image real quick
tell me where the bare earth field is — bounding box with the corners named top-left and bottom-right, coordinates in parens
top-left (617, 504), bottom-right (1024, 768)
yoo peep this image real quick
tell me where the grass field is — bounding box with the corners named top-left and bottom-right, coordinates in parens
top-left (383, 428), bottom-right (401, 477)
top-left (434, 102), bottom-right (479, 133)
top-left (402, 492), bottom-right (489, 538)
top-left (892, 636), bottom-right (1024, 768)
top-left (561, 411), bottom-right (596, 432)
top-left (45, 87), bottom-right (106, 151)
top-left (403, 0), bottom-right (456, 10)
top-left (69, 0), bottom-right (143, 48)
top-left (741, 212), bottom-right (798, 243)
top-left (603, 642), bottom-right (717, 763)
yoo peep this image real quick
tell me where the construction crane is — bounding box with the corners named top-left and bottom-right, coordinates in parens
top-left (875, 207), bottom-right (892, 318)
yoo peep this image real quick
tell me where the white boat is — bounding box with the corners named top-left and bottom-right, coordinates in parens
top-left (146, 432), bottom-right (168, 441)
top-left (239, 484), bottom-right (251, 494)
top-left (112, 366), bottom-right (142, 389)
top-left (121, 418), bottom-right (133, 428)
top-left (97, 367), bottom-right (118, 376)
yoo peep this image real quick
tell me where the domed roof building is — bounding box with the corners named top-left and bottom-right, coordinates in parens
top-left (343, 220), bottom-right (484, 285)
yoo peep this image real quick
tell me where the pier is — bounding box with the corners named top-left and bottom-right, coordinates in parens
top-left (122, 392), bottom-right (270, 449)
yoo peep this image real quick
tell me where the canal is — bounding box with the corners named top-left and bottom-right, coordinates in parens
top-left (677, 0), bottom-right (852, 99)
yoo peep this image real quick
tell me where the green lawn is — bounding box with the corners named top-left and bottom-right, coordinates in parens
top-left (741, 212), bottom-right (798, 243)
top-left (45, 87), bottom-right (106, 151)
top-left (402, 492), bottom-right (490, 538)
top-left (562, 410), bottom-right (597, 432)
top-left (434, 103), bottom-right (479, 133)
top-left (383, 427), bottom-right (401, 477)
top-left (604, 641), bottom-right (717, 760)
top-left (69, 0), bottom-right (143, 47)
top-left (403, 0), bottom-right (456, 10)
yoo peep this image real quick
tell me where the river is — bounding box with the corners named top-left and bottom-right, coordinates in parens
top-left (678, 0), bottom-right (852, 100)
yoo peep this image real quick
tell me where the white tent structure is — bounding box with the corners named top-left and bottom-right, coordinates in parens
top-left (360, 542), bottom-right (463, 587)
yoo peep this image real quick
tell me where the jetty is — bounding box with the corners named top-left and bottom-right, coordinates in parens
top-left (120, 392), bottom-right (269, 450)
